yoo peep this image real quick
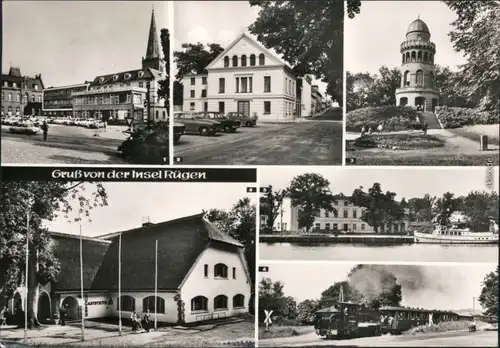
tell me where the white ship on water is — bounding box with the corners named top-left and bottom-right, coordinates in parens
top-left (414, 219), bottom-right (499, 244)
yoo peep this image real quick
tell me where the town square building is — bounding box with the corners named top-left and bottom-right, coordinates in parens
top-left (41, 9), bottom-right (167, 122)
top-left (4, 214), bottom-right (251, 325)
top-left (182, 32), bottom-right (315, 122)
top-left (395, 18), bottom-right (440, 112)
top-left (261, 195), bottom-right (410, 234)
top-left (1, 67), bottom-right (44, 117)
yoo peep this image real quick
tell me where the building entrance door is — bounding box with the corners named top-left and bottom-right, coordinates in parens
top-left (237, 101), bottom-right (250, 117)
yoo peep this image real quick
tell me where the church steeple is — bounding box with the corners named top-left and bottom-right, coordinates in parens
top-left (142, 7), bottom-right (164, 73)
top-left (145, 8), bottom-right (160, 59)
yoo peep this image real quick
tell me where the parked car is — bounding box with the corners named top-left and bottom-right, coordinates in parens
top-left (118, 122), bottom-right (169, 164)
top-left (193, 111), bottom-right (240, 132)
top-left (171, 121), bottom-right (186, 143)
top-left (9, 122), bottom-right (41, 135)
top-left (174, 111), bottom-right (218, 136)
top-left (225, 111), bottom-right (257, 127)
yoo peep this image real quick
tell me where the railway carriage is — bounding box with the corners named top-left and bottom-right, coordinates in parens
top-left (379, 306), bottom-right (459, 334)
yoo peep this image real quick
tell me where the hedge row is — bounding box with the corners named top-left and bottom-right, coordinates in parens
top-left (346, 106), bottom-right (420, 132)
top-left (435, 106), bottom-right (499, 129)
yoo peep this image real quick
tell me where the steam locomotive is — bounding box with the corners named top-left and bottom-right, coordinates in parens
top-left (314, 300), bottom-right (461, 339)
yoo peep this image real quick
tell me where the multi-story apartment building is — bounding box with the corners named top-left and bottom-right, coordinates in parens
top-left (311, 85), bottom-right (323, 115)
top-left (260, 194), bottom-right (410, 234)
top-left (43, 83), bottom-right (90, 117)
top-left (39, 9), bottom-right (166, 122)
top-left (183, 32), bottom-right (309, 122)
top-left (1, 67), bottom-right (44, 117)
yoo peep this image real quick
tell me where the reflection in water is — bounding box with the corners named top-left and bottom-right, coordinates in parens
top-left (259, 243), bottom-right (499, 262)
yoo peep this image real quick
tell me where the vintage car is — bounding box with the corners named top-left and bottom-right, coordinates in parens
top-left (172, 121), bottom-right (186, 143)
top-left (193, 111), bottom-right (240, 132)
top-left (174, 111), bottom-right (218, 136)
top-left (225, 111), bottom-right (258, 127)
top-left (9, 122), bottom-right (41, 135)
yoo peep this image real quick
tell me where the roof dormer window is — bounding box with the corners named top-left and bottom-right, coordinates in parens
top-left (99, 77), bottom-right (105, 83)
top-left (124, 73), bottom-right (132, 80)
top-left (138, 71), bottom-right (144, 78)
top-left (113, 75), bottom-right (119, 81)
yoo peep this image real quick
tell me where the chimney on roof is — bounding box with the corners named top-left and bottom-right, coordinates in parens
top-left (142, 216), bottom-right (154, 227)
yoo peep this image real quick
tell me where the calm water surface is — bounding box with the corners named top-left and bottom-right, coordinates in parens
top-left (259, 243), bottom-right (498, 262)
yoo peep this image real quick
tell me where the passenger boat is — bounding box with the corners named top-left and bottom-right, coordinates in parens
top-left (413, 220), bottom-right (498, 244)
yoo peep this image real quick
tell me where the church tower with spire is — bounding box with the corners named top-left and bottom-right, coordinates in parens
top-left (142, 8), bottom-right (165, 74)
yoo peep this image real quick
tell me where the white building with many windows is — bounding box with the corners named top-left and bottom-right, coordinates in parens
top-left (260, 195), bottom-right (409, 234)
top-left (3, 214), bottom-right (251, 325)
top-left (182, 32), bottom-right (309, 122)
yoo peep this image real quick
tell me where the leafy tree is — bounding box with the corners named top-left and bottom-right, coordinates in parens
top-left (204, 197), bottom-right (256, 312)
top-left (408, 194), bottom-right (436, 222)
top-left (296, 299), bottom-right (321, 325)
top-left (461, 191), bottom-right (499, 231)
top-left (157, 28), bottom-right (170, 111)
top-left (444, 0), bottom-right (500, 112)
top-left (287, 173), bottom-right (336, 232)
top-left (478, 266), bottom-right (499, 316)
top-left (282, 296), bottom-right (298, 318)
top-left (350, 183), bottom-right (403, 233)
top-left (320, 280), bottom-right (363, 304)
top-left (248, 0), bottom-right (345, 101)
top-left (259, 277), bottom-right (287, 320)
top-left (259, 186), bottom-right (288, 232)
top-left (173, 42), bottom-right (225, 81)
top-left (0, 182), bottom-right (108, 327)
top-left (434, 192), bottom-right (460, 226)
top-left (346, 67), bottom-right (401, 111)
top-left (173, 80), bottom-right (183, 106)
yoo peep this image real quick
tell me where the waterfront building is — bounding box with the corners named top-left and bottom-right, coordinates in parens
top-left (4, 214), bottom-right (251, 324)
top-left (182, 32), bottom-right (314, 121)
top-left (261, 194), bottom-right (410, 234)
top-left (395, 18), bottom-right (440, 111)
top-left (1, 67), bottom-right (44, 117)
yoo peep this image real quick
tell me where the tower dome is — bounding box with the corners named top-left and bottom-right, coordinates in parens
top-left (407, 19), bottom-right (430, 35)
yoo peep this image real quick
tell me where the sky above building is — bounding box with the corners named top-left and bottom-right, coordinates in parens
top-left (44, 183), bottom-right (256, 237)
top-left (173, 1), bottom-right (328, 95)
top-left (345, 1), bottom-right (467, 74)
top-left (261, 167), bottom-right (499, 200)
top-left (260, 262), bottom-right (495, 311)
top-left (2, 1), bottom-right (168, 87)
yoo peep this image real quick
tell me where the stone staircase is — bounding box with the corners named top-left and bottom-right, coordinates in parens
top-left (418, 112), bottom-right (442, 129)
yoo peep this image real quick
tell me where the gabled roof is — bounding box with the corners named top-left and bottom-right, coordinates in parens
top-left (48, 232), bottom-right (112, 292)
top-left (205, 32), bottom-right (289, 70)
top-left (90, 213), bottom-right (244, 291)
top-left (89, 68), bottom-right (158, 86)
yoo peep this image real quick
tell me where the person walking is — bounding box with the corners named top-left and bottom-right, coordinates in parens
top-left (142, 309), bottom-right (151, 332)
top-left (59, 304), bottom-right (66, 326)
top-left (422, 121), bottom-right (429, 135)
top-left (377, 123), bottom-right (383, 134)
top-left (41, 121), bottom-right (49, 141)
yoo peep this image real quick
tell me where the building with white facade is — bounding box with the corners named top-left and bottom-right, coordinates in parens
top-left (4, 214), bottom-right (251, 325)
top-left (395, 18), bottom-right (440, 111)
top-left (182, 32), bottom-right (314, 122)
top-left (260, 194), bottom-right (409, 234)
top-left (40, 9), bottom-right (167, 122)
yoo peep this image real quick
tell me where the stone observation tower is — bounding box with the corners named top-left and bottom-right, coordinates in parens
top-left (395, 18), bottom-right (439, 112)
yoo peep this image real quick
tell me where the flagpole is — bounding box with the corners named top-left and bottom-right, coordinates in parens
top-left (154, 239), bottom-right (158, 331)
top-left (118, 233), bottom-right (122, 335)
top-left (80, 222), bottom-right (85, 341)
top-left (24, 210), bottom-right (29, 344)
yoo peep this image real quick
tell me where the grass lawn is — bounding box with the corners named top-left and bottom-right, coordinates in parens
top-left (404, 320), bottom-right (478, 336)
top-left (448, 124), bottom-right (500, 146)
top-left (347, 133), bottom-right (445, 151)
top-left (258, 324), bottom-right (314, 340)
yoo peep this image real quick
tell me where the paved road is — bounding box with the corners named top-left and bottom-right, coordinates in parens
top-left (259, 329), bottom-right (498, 347)
top-left (1, 125), bottom-right (127, 164)
top-left (174, 120), bottom-right (343, 165)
